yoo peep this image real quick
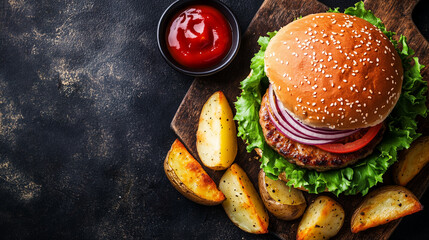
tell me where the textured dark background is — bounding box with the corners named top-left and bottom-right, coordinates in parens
top-left (0, 0), bottom-right (428, 239)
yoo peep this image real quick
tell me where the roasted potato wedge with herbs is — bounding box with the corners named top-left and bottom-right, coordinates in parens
top-left (164, 139), bottom-right (225, 206)
top-left (196, 91), bottom-right (237, 170)
top-left (393, 136), bottom-right (429, 186)
top-left (258, 170), bottom-right (306, 220)
top-left (297, 196), bottom-right (344, 240)
top-left (219, 163), bottom-right (269, 234)
top-left (351, 185), bottom-right (423, 233)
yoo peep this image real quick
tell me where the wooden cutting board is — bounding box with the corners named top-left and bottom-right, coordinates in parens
top-left (171, 0), bottom-right (429, 239)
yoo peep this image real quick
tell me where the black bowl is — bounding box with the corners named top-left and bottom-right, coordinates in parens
top-left (157, 0), bottom-right (241, 77)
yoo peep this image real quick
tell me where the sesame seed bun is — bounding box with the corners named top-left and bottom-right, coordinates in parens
top-left (264, 13), bottom-right (403, 130)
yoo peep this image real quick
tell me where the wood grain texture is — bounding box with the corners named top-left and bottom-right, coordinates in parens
top-left (171, 0), bottom-right (429, 239)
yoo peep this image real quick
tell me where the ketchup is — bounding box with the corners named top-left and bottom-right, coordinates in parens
top-left (166, 5), bottom-right (232, 69)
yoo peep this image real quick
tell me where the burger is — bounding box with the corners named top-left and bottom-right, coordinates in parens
top-left (262, 12), bottom-right (402, 171)
top-left (234, 3), bottom-right (427, 195)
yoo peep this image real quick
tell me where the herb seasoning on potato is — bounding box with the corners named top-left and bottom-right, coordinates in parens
top-left (196, 91), bottom-right (237, 170)
top-left (351, 185), bottom-right (423, 233)
top-left (393, 136), bottom-right (429, 186)
top-left (258, 170), bottom-right (306, 220)
top-left (164, 139), bottom-right (225, 205)
top-left (219, 163), bottom-right (269, 234)
top-left (297, 196), bottom-right (344, 240)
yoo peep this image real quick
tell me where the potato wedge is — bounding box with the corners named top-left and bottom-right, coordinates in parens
top-left (164, 139), bottom-right (225, 206)
top-left (393, 136), bottom-right (429, 186)
top-left (258, 170), bottom-right (306, 220)
top-left (351, 185), bottom-right (423, 233)
top-left (297, 196), bottom-right (344, 240)
top-left (196, 91), bottom-right (237, 170)
top-left (219, 163), bottom-right (269, 234)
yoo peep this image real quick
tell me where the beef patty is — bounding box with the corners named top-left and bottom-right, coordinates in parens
top-left (259, 90), bottom-right (385, 171)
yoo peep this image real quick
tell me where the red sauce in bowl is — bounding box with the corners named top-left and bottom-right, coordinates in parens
top-left (166, 5), bottom-right (232, 69)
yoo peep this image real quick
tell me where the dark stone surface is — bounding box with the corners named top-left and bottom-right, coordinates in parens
top-left (0, 0), bottom-right (427, 239)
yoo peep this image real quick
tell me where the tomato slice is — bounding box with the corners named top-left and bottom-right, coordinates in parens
top-left (315, 123), bottom-right (383, 154)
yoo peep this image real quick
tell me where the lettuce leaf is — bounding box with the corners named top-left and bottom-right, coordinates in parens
top-left (234, 1), bottom-right (427, 196)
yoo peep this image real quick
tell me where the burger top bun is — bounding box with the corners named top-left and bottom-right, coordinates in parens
top-left (264, 13), bottom-right (403, 130)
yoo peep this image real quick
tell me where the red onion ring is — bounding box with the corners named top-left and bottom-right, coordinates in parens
top-left (267, 109), bottom-right (337, 145)
top-left (268, 85), bottom-right (305, 137)
top-left (267, 84), bottom-right (360, 145)
top-left (276, 98), bottom-right (351, 134)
